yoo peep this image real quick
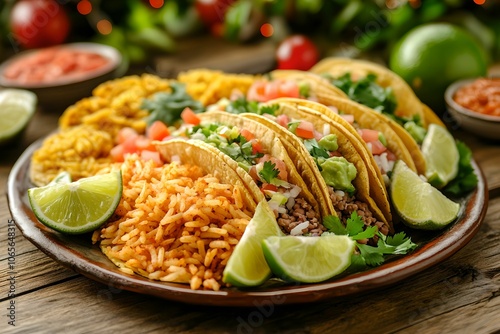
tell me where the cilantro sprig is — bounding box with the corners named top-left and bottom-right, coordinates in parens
top-left (323, 212), bottom-right (417, 269)
top-left (443, 141), bottom-right (478, 197)
top-left (258, 161), bottom-right (280, 184)
top-left (226, 96), bottom-right (279, 116)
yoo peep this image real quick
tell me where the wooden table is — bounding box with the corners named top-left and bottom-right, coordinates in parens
top-left (1, 95), bottom-right (500, 333)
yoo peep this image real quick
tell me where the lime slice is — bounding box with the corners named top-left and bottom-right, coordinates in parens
top-left (391, 160), bottom-right (460, 230)
top-left (262, 235), bottom-right (355, 283)
top-left (28, 170), bottom-right (123, 234)
top-left (0, 89), bottom-right (37, 145)
top-left (421, 124), bottom-right (459, 188)
top-left (223, 201), bottom-right (284, 287)
top-left (48, 171), bottom-right (72, 185)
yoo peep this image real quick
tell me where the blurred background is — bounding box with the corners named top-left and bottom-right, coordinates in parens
top-left (0, 0), bottom-right (499, 111)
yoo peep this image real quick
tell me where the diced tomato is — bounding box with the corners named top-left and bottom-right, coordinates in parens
top-left (278, 80), bottom-right (300, 98)
top-left (116, 127), bottom-right (139, 144)
top-left (258, 155), bottom-right (288, 181)
top-left (248, 165), bottom-right (259, 182)
top-left (122, 135), bottom-right (139, 154)
top-left (295, 121), bottom-right (315, 139)
top-left (370, 140), bottom-right (387, 155)
top-left (328, 106), bottom-right (339, 114)
top-left (247, 81), bottom-right (268, 102)
top-left (261, 183), bottom-right (278, 192)
top-left (140, 150), bottom-right (163, 165)
top-left (240, 128), bottom-right (255, 141)
top-left (110, 144), bottom-right (125, 162)
top-left (314, 130), bottom-right (323, 142)
top-left (135, 137), bottom-right (155, 152)
top-left (147, 121), bottom-right (170, 141)
top-left (251, 139), bottom-right (263, 154)
top-left (276, 114), bottom-right (289, 128)
top-left (386, 150), bottom-right (397, 161)
top-left (247, 79), bottom-right (300, 102)
top-left (358, 129), bottom-right (380, 143)
top-left (181, 107), bottom-right (201, 125)
top-left (340, 114), bottom-right (355, 124)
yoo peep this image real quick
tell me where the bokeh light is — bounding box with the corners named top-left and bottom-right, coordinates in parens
top-left (473, 0), bottom-right (486, 4)
top-left (77, 0), bottom-right (92, 15)
top-left (260, 23), bottom-right (274, 38)
top-left (97, 19), bottom-right (113, 35)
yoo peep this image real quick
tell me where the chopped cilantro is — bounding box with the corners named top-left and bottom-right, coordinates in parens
top-left (322, 211), bottom-right (417, 268)
top-left (303, 139), bottom-right (330, 159)
top-left (443, 141), bottom-right (478, 197)
top-left (141, 82), bottom-right (205, 126)
top-left (258, 161), bottom-right (280, 184)
top-left (225, 96), bottom-right (278, 116)
top-left (326, 73), bottom-right (397, 116)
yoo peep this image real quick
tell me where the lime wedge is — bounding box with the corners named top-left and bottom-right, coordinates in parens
top-left (0, 89), bottom-right (37, 145)
top-left (48, 171), bottom-right (72, 185)
top-left (421, 124), bottom-right (459, 188)
top-left (391, 160), bottom-right (460, 230)
top-left (28, 171), bottom-right (122, 234)
top-left (223, 201), bottom-right (284, 287)
top-left (262, 235), bottom-right (355, 283)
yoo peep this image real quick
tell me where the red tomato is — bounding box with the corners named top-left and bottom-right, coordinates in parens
top-left (110, 144), bottom-right (125, 163)
top-left (276, 80), bottom-right (301, 98)
top-left (258, 155), bottom-right (288, 181)
top-left (140, 150), bottom-right (163, 165)
top-left (276, 114), bottom-right (290, 128)
top-left (135, 137), bottom-right (155, 152)
top-left (247, 80), bottom-right (301, 102)
top-left (251, 140), bottom-right (263, 155)
top-left (240, 128), bottom-right (255, 141)
top-left (195, 0), bottom-right (235, 27)
top-left (295, 121), bottom-right (315, 139)
top-left (369, 140), bottom-right (387, 155)
top-left (246, 81), bottom-right (268, 102)
top-left (261, 183), bottom-right (278, 192)
top-left (276, 35), bottom-right (319, 71)
top-left (117, 127), bottom-right (139, 145)
top-left (9, 0), bottom-right (70, 49)
top-left (358, 129), bottom-right (380, 143)
top-left (181, 107), bottom-right (201, 125)
top-left (147, 121), bottom-right (170, 141)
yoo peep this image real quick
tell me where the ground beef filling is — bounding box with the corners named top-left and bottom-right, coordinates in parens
top-left (277, 197), bottom-right (325, 236)
top-left (328, 187), bottom-right (389, 243)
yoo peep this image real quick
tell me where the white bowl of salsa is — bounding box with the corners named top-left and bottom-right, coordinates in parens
top-left (445, 77), bottom-right (500, 141)
top-left (0, 42), bottom-right (125, 110)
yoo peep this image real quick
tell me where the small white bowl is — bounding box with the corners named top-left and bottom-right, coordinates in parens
top-left (0, 42), bottom-right (126, 111)
top-left (444, 78), bottom-right (500, 140)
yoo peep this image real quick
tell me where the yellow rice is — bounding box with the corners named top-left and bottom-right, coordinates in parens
top-left (92, 155), bottom-right (252, 291)
top-left (177, 69), bottom-right (258, 106)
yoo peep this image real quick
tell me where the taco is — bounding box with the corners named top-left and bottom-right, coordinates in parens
top-left (168, 111), bottom-right (327, 236)
top-left (273, 96), bottom-right (417, 176)
top-left (310, 57), bottom-right (446, 175)
top-left (242, 103), bottom-right (392, 236)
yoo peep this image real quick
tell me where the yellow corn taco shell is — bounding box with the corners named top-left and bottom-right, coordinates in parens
top-left (155, 138), bottom-right (262, 212)
top-left (288, 95), bottom-right (418, 173)
top-left (266, 97), bottom-right (392, 221)
top-left (242, 104), bottom-right (392, 233)
top-left (197, 111), bottom-right (324, 219)
top-left (310, 57), bottom-right (427, 124)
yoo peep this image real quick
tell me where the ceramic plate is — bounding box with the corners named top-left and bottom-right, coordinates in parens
top-left (7, 140), bottom-right (488, 307)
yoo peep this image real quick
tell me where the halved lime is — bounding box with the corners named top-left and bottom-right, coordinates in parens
top-left (262, 235), bottom-right (355, 283)
top-left (0, 89), bottom-right (37, 145)
top-left (223, 201), bottom-right (284, 287)
top-left (391, 160), bottom-right (460, 230)
top-left (421, 124), bottom-right (459, 188)
top-left (28, 170), bottom-right (123, 234)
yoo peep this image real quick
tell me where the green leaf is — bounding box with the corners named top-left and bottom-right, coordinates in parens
top-left (345, 211), bottom-right (364, 236)
top-left (323, 215), bottom-right (346, 235)
top-left (443, 141), bottom-right (478, 197)
top-left (258, 161), bottom-right (280, 184)
top-left (142, 82), bottom-right (204, 126)
top-left (356, 243), bottom-right (385, 266)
